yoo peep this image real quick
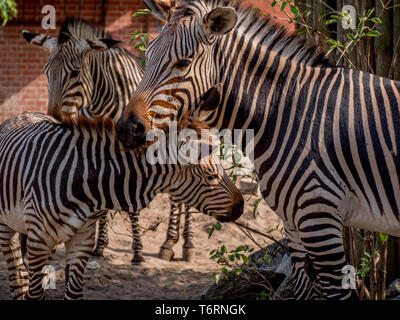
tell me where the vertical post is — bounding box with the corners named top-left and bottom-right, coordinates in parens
top-left (393, 0), bottom-right (400, 80)
top-left (375, 0), bottom-right (393, 77)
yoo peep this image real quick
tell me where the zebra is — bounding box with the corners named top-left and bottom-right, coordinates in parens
top-left (0, 111), bottom-right (244, 300)
top-left (116, 0), bottom-right (400, 300)
top-left (22, 17), bottom-right (196, 263)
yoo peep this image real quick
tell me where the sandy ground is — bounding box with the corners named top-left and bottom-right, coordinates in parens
top-left (0, 193), bottom-right (283, 300)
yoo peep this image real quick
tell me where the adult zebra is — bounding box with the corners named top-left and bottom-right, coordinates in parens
top-left (22, 18), bottom-right (195, 263)
top-left (0, 112), bottom-right (243, 299)
top-left (116, 0), bottom-right (400, 300)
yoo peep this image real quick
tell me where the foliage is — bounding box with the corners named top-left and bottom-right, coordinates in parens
top-left (270, 0), bottom-right (398, 69)
top-left (130, 9), bottom-right (151, 66)
top-left (0, 0), bottom-right (17, 27)
top-left (210, 244), bottom-right (255, 283)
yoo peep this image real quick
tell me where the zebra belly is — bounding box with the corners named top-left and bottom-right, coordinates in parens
top-left (340, 193), bottom-right (400, 237)
top-left (0, 204), bottom-right (27, 234)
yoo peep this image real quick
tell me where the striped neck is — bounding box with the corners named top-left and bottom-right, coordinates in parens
top-left (203, 10), bottom-right (335, 161)
top-left (87, 48), bottom-right (144, 121)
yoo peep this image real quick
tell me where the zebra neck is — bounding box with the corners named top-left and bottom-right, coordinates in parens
top-left (87, 48), bottom-right (142, 120)
top-left (211, 29), bottom-right (335, 171)
top-left (92, 144), bottom-right (174, 213)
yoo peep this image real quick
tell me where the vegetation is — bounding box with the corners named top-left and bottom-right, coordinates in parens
top-left (0, 0), bottom-right (17, 27)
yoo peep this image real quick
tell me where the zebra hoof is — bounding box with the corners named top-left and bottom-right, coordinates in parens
top-left (183, 247), bottom-right (194, 262)
top-left (91, 247), bottom-right (105, 257)
top-left (158, 247), bottom-right (175, 261)
top-left (131, 255), bottom-right (146, 265)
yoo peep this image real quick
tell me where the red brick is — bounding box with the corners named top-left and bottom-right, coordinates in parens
top-left (1, 0), bottom-right (292, 122)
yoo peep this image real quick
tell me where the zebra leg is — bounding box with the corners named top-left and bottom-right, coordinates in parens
top-left (159, 199), bottom-right (182, 261)
top-left (182, 207), bottom-right (195, 262)
top-left (0, 224), bottom-right (29, 300)
top-left (24, 230), bottom-right (55, 300)
top-left (285, 224), bottom-right (322, 300)
top-left (64, 220), bottom-right (96, 300)
top-left (128, 210), bottom-right (145, 264)
top-left (296, 212), bottom-right (352, 300)
top-left (91, 210), bottom-right (109, 257)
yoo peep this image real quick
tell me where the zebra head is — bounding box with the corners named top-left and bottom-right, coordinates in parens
top-left (168, 120), bottom-right (244, 222)
top-left (22, 18), bottom-right (121, 121)
top-left (117, 0), bottom-right (237, 149)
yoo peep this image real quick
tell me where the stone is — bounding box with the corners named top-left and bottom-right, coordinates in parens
top-left (386, 278), bottom-right (400, 299)
top-left (201, 239), bottom-right (295, 300)
top-left (86, 260), bottom-right (100, 270)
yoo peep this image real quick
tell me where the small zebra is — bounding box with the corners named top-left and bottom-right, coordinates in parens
top-left (22, 18), bottom-right (195, 263)
top-left (117, 0), bottom-right (400, 299)
top-left (0, 112), bottom-right (244, 300)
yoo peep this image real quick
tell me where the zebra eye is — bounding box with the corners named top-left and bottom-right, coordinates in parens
top-left (70, 70), bottom-right (80, 78)
top-left (207, 174), bottom-right (218, 181)
top-left (174, 59), bottom-right (191, 69)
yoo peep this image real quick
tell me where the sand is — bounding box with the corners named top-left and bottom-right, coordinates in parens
top-left (0, 193), bottom-right (283, 300)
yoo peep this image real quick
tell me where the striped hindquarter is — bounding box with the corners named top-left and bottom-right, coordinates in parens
top-left (23, 17), bottom-right (195, 263)
top-left (0, 112), bottom-right (243, 299)
top-left (117, 0), bottom-right (400, 299)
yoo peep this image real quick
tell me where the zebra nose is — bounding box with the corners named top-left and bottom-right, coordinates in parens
top-left (231, 198), bottom-right (244, 221)
top-left (116, 115), bottom-right (147, 149)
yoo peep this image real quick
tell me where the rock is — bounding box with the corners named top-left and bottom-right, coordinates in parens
top-left (239, 176), bottom-right (258, 195)
top-left (87, 260), bottom-right (100, 270)
top-left (386, 278), bottom-right (400, 299)
top-left (201, 239), bottom-right (294, 300)
top-left (271, 275), bottom-right (295, 300)
top-left (248, 239), bottom-right (291, 277)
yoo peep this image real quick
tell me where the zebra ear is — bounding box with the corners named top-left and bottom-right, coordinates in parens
top-left (22, 30), bottom-right (57, 52)
top-left (202, 7), bottom-right (237, 38)
top-left (86, 38), bottom-right (122, 51)
top-left (144, 0), bottom-right (176, 22)
top-left (199, 84), bottom-right (223, 111)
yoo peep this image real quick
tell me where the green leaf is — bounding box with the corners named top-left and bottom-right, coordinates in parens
top-left (379, 232), bottom-right (389, 243)
top-left (212, 272), bottom-right (222, 284)
top-left (271, 0), bottom-right (277, 7)
top-left (366, 8), bottom-right (375, 18)
top-left (221, 267), bottom-right (229, 279)
top-left (208, 226), bottom-right (215, 239)
top-left (366, 30), bottom-right (381, 37)
top-left (347, 33), bottom-right (356, 41)
top-left (290, 5), bottom-right (299, 17)
top-left (370, 17), bottom-right (382, 24)
top-left (132, 8), bottom-right (151, 17)
top-left (215, 222), bottom-right (222, 231)
top-left (325, 19), bottom-right (338, 25)
top-left (280, 2), bottom-right (288, 11)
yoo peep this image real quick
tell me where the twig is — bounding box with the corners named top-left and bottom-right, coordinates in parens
top-left (389, 36), bottom-right (400, 79)
top-left (236, 224), bottom-right (265, 250)
top-left (233, 221), bottom-right (289, 252)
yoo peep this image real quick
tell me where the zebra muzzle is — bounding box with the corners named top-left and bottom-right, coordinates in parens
top-left (214, 198), bottom-right (244, 222)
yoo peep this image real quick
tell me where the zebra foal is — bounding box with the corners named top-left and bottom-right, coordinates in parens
top-left (22, 17), bottom-right (196, 263)
top-left (0, 112), bottom-right (243, 300)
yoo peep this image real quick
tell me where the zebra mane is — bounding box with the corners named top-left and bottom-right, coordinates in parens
top-left (58, 17), bottom-right (113, 45)
top-left (61, 114), bottom-right (116, 134)
top-left (172, 0), bottom-right (332, 66)
top-left (61, 112), bottom-right (211, 149)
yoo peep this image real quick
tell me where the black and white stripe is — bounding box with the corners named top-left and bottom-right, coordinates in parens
top-left (0, 112), bottom-right (243, 299)
top-left (117, 0), bottom-right (400, 300)
top-left (23, 18), bottom-right (195, 263)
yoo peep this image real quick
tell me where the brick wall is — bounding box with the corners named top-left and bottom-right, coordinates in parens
top-left (0, 0), bottom-right (292, 122)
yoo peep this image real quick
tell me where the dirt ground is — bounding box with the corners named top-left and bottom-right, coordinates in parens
top-left (0, 193), bottom-right (283, 300)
